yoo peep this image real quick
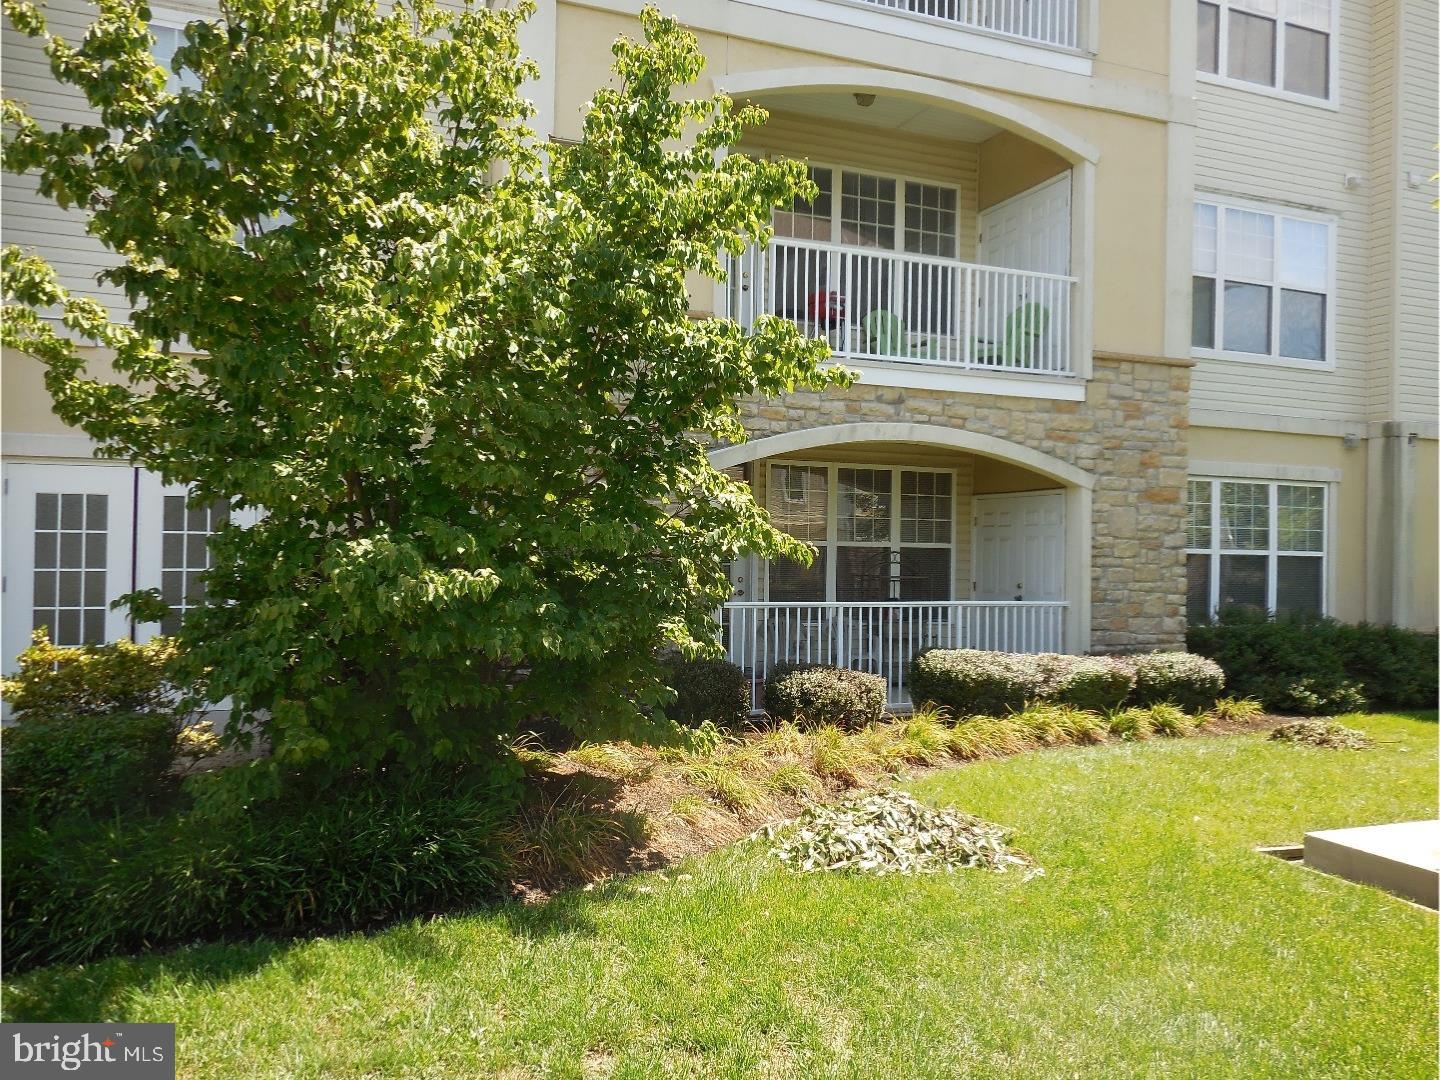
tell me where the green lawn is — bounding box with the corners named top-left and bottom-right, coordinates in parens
top-left (7, 712), bottom-right (1437, 1079)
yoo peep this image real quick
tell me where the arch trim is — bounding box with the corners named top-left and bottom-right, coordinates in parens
top-left (708, 422), bottom-right (1095, 490)
top-left (715, 66), bottom-right (1101, 164)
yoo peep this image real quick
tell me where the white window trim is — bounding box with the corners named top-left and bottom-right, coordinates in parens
top-left (764, 459), bottom-right (957, 603)
top-left (780, 160), bottom-right (963, 260)
top-left (1195, 0), bottom-right (1340, 110)
top-left (1186, 476), bottom-right (1329, 619)
top-left (1191, 193), bottom-right (1338, 372)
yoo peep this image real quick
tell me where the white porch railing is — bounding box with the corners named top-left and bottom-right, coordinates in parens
top-left (727, 237), bottom-right (1076, 376)
top-left (855, 0), bottom-right (1081, 50)
top-left (722, 600), bottom-right (1068, 712)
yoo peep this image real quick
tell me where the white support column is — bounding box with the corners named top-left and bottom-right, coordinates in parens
top-left (1064, 483), bottom-right (1092, 653)
top-left (1070, 160), bottom-right (1096, 382)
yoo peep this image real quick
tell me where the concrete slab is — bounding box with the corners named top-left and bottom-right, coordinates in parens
top-left (1304, 820), bottom-right (1440, 909)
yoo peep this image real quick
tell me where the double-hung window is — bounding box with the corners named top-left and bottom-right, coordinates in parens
top-left (1186, 478), bottom-right (1326, 620)
top-left (765, 462), bottom-right (954, 603)
top-left (1192, 198), bottom-right (1333, 364)
top-left (1197, 0), bottom-right (1335, 102)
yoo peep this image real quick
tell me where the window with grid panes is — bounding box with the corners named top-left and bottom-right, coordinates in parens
top-left (1186, 478), bottom-right (1326, 620)
top-left (765, 463), bottom-right (953, 602)
top-left (160, 495), bottom-right (229, 635)
top-left (31, 492), bottom-right (110, 646)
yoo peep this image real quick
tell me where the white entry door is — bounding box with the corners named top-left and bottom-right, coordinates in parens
top-left (2, 463), bottom-right (138, 672)
top-left (971, 491), bottom-right (1066, 602)
top-left (978, 173), bottom-right (1072, 275)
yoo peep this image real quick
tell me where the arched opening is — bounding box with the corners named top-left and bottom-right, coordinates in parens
top-left (716, 68), bottom-right (1096, 383)
top-left (710, 423), bottom-right (1093, 710)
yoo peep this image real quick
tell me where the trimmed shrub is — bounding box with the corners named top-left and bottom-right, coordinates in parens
top-left (660, 656), bottom-right (751, 729)
top-left (3, 770), bottom-right (508, 971)
top-left (1187, 608), bottom-right (1437, 714)
top-left (908, 649), bottom-right (1046, 717)
top-left (1039, 655), bottom-right (1135, 712)
top-left (763, 664), bottom-right (887, 728)
top-left (1121, 652), bottom-right (1225, 712)
top-left (1262, 676), bottom-right (1367, 717)
top-left (910, 650), bottom-right (1134, 716)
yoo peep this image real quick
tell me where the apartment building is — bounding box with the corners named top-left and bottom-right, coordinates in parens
top-left (2, 0), bottom-right (1435, 709)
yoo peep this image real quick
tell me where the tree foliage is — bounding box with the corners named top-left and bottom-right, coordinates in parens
top-left (2, 0), bottom-right (842, 796)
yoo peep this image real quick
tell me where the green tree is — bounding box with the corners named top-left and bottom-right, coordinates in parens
top-left (2, 0), bottom-right (842, 797)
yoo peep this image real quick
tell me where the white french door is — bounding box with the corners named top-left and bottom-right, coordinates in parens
top-left (2, 463), bottom-right (138, 672)
top-left (978, 173), bottom-right (1072, 275)
top-left (971, 491), bottom-right (1066, 602)
top-left (3, 464), bottom-right (246, 672)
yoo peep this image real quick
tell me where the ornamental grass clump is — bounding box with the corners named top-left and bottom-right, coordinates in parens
top-left (1208, 697), bottom-right (1266, 724)
top-left (1270, 719), bottom-right (1373, 750)
top-left (1141, 702), bottom-right (1197, 737)
top-left (766, 790), bottom-right (1039, 877)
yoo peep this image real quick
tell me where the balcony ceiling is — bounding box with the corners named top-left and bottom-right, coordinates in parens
top-left (743, 90), bottom-right (1004, 144)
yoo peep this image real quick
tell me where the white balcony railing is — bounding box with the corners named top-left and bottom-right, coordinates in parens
top-left (728, 237), bottom-right (1076, 376)
top-left (722, 600), bottom-right (1068, 711)
top-left (856, 0), bottom-right (1080, 50)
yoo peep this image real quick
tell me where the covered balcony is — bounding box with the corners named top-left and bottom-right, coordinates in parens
top-left (722, 86), bottom-right (1085, 381)
top-left (713, 432), bottom-right (1092, 711)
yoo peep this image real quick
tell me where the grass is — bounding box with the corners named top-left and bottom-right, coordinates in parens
top-left (6, 712), bottom-right (1436, 1079)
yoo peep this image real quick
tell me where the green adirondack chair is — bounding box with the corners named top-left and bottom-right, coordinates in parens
top-left (861, 309), bottom-right (952, 361)
top-left (862, 308), bottom-right (907, 357)
top-left (974, 301), bottom-right (1051, 367)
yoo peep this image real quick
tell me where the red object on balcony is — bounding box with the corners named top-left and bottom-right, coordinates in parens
top-left (807, 290), bottom-right (845, 323)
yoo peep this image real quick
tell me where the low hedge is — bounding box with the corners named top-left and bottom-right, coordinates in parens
top-left (910, 648), bottom-right (1221, 716)
top-left (661, 656), bottom-right (751, 729)
top-left (763, 664), bottom-right (887, 728)
top-left (909, 650), bottom-right (1045, 716)
top-left (1187, 609), bottom-right (1437, 714)
top-left (3, 770), bottom-right (508, 971)
top-left (1039, 655), bottom-right (1135, 712)
top-left (1116, 652), bottom-right (1226, 712)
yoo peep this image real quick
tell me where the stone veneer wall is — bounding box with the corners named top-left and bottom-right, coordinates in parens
top-left (733, 354), bottom-right (1191, 652)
